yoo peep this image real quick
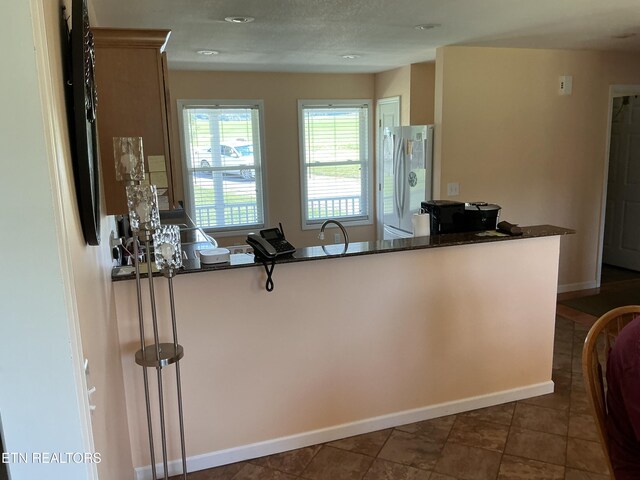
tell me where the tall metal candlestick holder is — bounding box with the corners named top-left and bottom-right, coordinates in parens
top-left (115, 137), bottom-right (187, 480)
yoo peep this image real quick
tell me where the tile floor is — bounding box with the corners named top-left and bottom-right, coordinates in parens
top-left (171, 269), bottom-right (640, 480)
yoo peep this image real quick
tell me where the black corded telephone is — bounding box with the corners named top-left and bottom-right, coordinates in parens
top-left (246, 224), bottom-right (295, 292)
top-left (246, 225), bottom-right (296, 259)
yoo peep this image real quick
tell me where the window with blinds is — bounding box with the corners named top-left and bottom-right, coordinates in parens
top-left (298, 100), bottom-right (373, 228)
top-left (178, 101), bottom-right (265, 232)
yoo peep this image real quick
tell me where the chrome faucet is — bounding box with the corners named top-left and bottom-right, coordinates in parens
top-left (319, 219), bottom-right (349, 254)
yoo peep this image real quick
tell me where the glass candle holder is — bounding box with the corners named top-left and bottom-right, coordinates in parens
top-left (113, 137), bottom-right (145, 182)
top-left (126, 184), bottom-right (160, 232)
top-left (153, 225), bottom-right (183, 271)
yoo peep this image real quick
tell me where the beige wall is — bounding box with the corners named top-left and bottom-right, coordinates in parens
top-left (44, 2), bottom-right (133, 478)
top-left (434, 46), bottom-right (640, 289)
top-left (168, 71), bottom-right (376, 248)
top-left (374, 65), bottom-right (411, 125)
top-left (410, 62), bottom-right (436, 125)
top-left (114, 236), bottom-right (560, 471)
top-left (373, 63), bottom-right (435, 126)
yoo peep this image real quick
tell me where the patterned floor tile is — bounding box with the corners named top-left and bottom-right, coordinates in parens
top-left (250, 445), bottom-right (321, 475)
top-left (497, 455), bottom-right (564, 479)
top-left (430, 473), bottom-right (459, 480)
top-left (552, 352), bottom-right (572, 371)
top-left (378, 430), bottom-right (442, 470)
top-left (433, 442), bottom-right (501, 480)
top-left (511, 403), bottom-right (568, 436)
top-left (551, 370), bottom-right (572, 394)
top-left (395, 415), bottom-right (456, 446)
top-left (460, 402), bottom-right (515, 426)
top-left (564, 467), bottom-right (611, 479)
top-left (504, 427), bottom-right (566, 465)
top-left (571, 373), bottom-right (585, 393)
top-left (362, 458), bottom-right (430, 480)
top-left (568, 414), bottom-right (599, 442)
top-left (447, 416), bottom-right (509, 452)
top-left (232, 464), bottom-right (298, 480)
top-left (554, 338), bottom-right (573, 355)
top-left (570, 389), bottom-right (592, 416)
top-left (565, 438), bottom-right (609, 475)
top-left (518, 391), bottom-right (571, 412)
top-left (174, 462), bottom-right (245, 479)
top-left (301, 446), bottom-right (373, 480)
top-left (327, 429), bottom-right (392, 457)
top-left (571, 354), bottom-right (583, 374)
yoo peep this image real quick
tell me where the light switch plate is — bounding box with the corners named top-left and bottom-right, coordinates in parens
top-left (447, 182), bottom-right (460, 196)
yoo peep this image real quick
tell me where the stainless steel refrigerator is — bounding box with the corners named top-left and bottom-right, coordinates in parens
top-left (381, 125), bottom-right (434, 240)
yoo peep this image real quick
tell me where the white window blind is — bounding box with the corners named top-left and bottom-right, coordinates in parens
top-left (298, 100), bottom-right (373, 228)
top-left (179, 101), bottom-right (265, 232)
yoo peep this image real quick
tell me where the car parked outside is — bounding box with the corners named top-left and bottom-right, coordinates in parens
top-left (196, 140), bottom-right (255, 179)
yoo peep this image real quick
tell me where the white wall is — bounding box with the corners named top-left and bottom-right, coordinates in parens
top-left (0, 1), bottom-right (95, 478)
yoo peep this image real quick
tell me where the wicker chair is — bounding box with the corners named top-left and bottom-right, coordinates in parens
top-left (581, 305), bottom-right (640, 478)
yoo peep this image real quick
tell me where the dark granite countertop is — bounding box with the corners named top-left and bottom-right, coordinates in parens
top-left (112, 225), bottom-right (574, 281)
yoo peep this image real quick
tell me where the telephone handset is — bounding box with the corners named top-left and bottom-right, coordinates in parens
top-left (246, 224), bottom-right (296, 260)
top-left (246, 234), bottom-right (277, 259)
top-left (246, 224), bottom-right (295, 292)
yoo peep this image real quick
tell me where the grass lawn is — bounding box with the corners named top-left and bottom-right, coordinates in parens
top-left (193, 183), bottom-right (255, 206)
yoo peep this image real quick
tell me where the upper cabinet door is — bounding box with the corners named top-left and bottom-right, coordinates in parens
top-left (93, 28), bottom-right (174, 215)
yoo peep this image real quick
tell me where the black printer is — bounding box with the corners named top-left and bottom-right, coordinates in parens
top-left (421, 200), bottom-right (501, 234)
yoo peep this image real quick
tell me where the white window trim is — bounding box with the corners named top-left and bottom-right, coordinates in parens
top-left (176, 99), bottom-right (269, 236)
top-left (297, 99), bottom-right (374, 230)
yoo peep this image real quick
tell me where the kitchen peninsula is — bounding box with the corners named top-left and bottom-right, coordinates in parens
top-left (112, 226), bottom-right (571, 479)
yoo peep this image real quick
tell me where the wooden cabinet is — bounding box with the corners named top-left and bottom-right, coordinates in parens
top-left (93, 28), bottom-right (175, 214)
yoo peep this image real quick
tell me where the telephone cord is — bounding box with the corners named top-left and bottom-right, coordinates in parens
top-left (262, 258), bottom-right (276, 292)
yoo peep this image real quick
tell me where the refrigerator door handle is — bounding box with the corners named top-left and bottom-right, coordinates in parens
top-left (394, 136), bottom-right (402, 219)
top-left (398, 140), bottom-right (406, 217)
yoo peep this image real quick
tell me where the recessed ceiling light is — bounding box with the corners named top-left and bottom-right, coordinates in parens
top-left (224, 16), bottom-right (255, 24)
top-left (414, 23), bottom-right (441, 30)
top-left (341, 54), bottom-right (360, 59)
top-left (197, 50), bottom-right (219, 55)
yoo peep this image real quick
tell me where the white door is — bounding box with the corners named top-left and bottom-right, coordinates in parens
top-left (376, 97), bottom-right (400, 239)
top-left (603, 95), bottom-right (640, 270)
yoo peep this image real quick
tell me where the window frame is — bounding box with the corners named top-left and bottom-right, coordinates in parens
top-left (177, 99), bottom-right (268, 236)
top-left (297, 99), bottom-right (374, 230)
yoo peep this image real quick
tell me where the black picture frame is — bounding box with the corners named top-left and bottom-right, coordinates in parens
top-left (62, 0), bottom-right (101, 245)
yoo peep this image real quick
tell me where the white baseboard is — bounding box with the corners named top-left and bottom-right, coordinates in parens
top-left (557, 280), bottom-right (597, 294)
top-left (134, 381), bottom-right (554, 480)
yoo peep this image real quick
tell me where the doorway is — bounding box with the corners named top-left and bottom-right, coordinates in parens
top-left (598, 86), bottom-right (640, 285)
top-left (375, 96), bottom-right (400, 239)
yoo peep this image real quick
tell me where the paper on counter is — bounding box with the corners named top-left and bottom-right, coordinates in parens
top-left (138, 262), bottom-right (159, 274)
top-left (475, 231), bottom-right (509, 237)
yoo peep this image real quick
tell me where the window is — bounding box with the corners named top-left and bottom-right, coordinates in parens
top-left (298, 100), bottom-right (373, 228)
top-left (178, 100), bottom-right (266, 233)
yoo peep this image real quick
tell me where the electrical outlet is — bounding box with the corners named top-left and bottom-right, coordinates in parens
top-left (559, 75), bottom-right (573, 95)
top-left (447, 182), bottom-right (460, 196)
top-left (334, 233), bottom-right (340, 243)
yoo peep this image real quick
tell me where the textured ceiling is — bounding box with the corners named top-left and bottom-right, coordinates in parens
top-left (91, 0), bottom-right (640, 73)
